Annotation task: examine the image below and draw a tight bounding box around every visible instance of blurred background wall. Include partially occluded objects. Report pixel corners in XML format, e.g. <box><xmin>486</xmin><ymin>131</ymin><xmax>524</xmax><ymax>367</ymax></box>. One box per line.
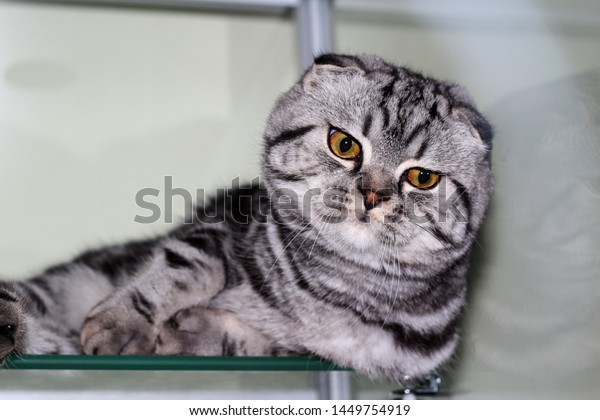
<box><xmin>1</xmin><ymin>0</ymin><xmax>599</xmax><ymax>398</ymax></box>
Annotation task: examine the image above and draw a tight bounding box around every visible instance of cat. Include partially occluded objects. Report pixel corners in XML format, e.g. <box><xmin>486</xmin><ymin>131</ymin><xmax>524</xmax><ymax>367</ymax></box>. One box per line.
<box><xmin>0</xmin><ymin>54</ymin><xmax>493</xmax><ymax>383</ymax></box>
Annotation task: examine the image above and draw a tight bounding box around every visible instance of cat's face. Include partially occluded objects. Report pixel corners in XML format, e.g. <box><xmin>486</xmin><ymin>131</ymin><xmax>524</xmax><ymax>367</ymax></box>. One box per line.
<box><xmin>263</xmin><ymin>54</ymin><xmax>492</xmax><ymax>263</ymax></box>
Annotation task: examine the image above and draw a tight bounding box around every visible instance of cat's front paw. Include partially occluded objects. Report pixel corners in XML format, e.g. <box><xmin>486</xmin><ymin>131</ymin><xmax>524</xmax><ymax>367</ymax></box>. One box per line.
<box><xmin>155</xmin><ymin>306</ymin><xmax>274</xmax><ymax>356</ymax></box>
<box><xmin>80</xmin><ymin>292</ymin><xmax>158</xmax><ymax>355</ymax></box>
<box><xmin>0</xmin><ymin>286</ymin><xmax>25</xmax><ymax>366</ymax></box>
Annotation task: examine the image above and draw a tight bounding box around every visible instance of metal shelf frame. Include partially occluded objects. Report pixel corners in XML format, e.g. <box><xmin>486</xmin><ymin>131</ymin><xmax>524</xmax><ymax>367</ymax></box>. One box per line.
<box><xmin>8</xmin><ymin>0</ymin><xmax>333</xmax><ymax>71</ymax></box>
<box><xmin>5</xmin><ymin>354</ymin><xmax>348</xmax><ymax>371</ymax></box>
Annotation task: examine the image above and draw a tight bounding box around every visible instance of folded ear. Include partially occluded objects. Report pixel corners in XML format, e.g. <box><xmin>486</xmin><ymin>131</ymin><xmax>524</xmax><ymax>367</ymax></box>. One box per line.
<box><xmin>302</xmin><ymin>54</ymin><xmax>366</xmax><ymax>90</ymax></box>
<box><xmin>448</xmin><ymin>85</ymin><xmax>494</xmax><ymax>145</ymax></box>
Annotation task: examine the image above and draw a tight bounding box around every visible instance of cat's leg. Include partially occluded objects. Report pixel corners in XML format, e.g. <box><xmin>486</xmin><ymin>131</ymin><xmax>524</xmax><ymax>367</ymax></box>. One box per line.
<box><xmin>80</xmin><ymin>232</ymin><xmax>227</xmax><ymax>355</ymax></box>
<box><xmin>155</xmin><ymin>306</ymin><xmax>277</xmax><ymax>357</ymax></box>
<box><xmin>0</xmin><ymin>238</ymin><xmax>158</xmax><ymax>359</ymax></box>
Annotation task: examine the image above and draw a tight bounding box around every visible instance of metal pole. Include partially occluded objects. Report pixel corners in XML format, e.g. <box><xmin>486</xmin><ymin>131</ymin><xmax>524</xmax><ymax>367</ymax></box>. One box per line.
<box><xmin>296</xmin><ymin>1</ymin><xmax>349</xmax><ymax>400</ymax></box>
<box><xmin>11</xmin><ymin>0</ymin><xmax>333</xmax><ymax>71</ymax></box>
<box><xmin>317</xmin><ymin>372</ymin><xmax>331</xmax><ymax>400</ymax></box>
<box><xmin>316</xmin><ymin>371</ymin><xmax>353</xmax><ymax>400</ymax></box>
<box><xmin>296</xmin><ymin>0</ymin><xmax>333</xmax><ymax>71</ymax></box>
<box><xmin>4</xmin><ymin>0</ymin><xmax>298</xmax><ymax>14</ymax></box>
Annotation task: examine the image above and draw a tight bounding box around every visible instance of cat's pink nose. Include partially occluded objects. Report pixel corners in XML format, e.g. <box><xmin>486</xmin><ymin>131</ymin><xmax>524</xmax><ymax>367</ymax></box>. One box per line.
<box><xmin>359</xmin><ymin>187</ymin><xmax>391</xmax><ymax>211</ymax></box>
<box><xmin>365</xmin><ymin>191</ymin><xmax>382</xmax><ymax>210</ymax></box>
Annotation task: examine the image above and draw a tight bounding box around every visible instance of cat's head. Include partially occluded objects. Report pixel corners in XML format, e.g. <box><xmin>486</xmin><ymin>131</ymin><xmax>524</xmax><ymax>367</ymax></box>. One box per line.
<box><xmin>262</xmin><ymin>54</ymin><xmax>492</xmax><ymax>263</ymax></box>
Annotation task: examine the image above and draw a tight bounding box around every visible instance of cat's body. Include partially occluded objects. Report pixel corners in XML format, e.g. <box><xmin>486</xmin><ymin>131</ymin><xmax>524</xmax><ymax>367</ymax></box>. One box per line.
<box><xmin>0</xmin><ymin>54</ymin><xmax>492</xmax><ymax>383</ymax></box>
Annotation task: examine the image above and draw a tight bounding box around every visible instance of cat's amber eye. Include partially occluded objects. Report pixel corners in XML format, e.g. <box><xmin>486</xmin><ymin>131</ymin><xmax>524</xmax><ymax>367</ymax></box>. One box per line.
<box><xmin>328</xmin><ymin>129</ymin><xmax>361</xmax><ymax>160</ymax></box>
<box><xmin>406</xmin><ymin>168</ymin><xmax>441</xmax><ymax>189</ymax></box>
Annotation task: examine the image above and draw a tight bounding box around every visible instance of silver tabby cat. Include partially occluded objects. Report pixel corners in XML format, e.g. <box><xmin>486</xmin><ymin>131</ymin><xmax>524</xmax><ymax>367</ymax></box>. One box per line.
<box><xmin>0</xmin><ymin>54</ymin><xmax>493</xmax><ymax>382</ymax></box>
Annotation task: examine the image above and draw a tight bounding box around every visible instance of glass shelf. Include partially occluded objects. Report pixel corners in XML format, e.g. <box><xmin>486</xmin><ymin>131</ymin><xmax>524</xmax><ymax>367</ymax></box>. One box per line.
<box><xmin>5</xmin><ymin>355</ymin><xmax>349</xmax><ymax>372</ymax></box>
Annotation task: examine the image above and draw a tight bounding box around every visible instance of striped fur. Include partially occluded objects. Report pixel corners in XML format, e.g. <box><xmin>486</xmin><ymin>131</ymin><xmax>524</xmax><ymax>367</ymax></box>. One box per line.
<box><xmin>0</xmin><ymin>54</ymin><xmax>492</xmax><ymax>382</ymax></box>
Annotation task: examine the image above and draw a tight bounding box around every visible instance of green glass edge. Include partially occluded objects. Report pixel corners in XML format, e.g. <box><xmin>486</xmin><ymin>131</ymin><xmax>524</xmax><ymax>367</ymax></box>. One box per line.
<box><xmin>5</xmin><ymin>355</ymin><xmax>350</xmax><ymax>371</ymax></box>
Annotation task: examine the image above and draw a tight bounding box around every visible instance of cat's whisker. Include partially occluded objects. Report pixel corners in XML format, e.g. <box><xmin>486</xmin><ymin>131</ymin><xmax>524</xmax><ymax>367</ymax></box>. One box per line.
<box><xmin>261</xmin><ymin>219</ymin><xmax>313</xmax><ymax>291</ymax></box>
<box><xmin>307</xmin><ymin>214</ymin><xmax>327</xmax><ymax>260</ymax></box>
<box><xmin>356</xmin><ymin>237</ymin><xmax>394</xmax><ymax>327</ymax></box>
<box><xmin>408</xmin><ymin>220</ymin><xmax>448</xmax><ymax>249</ymax></box>
<box><xmin>471</xmin><ymin>236</ymin><xmax>486</xmax><ymax>255</ymax></box>
<box><xmin>346</xmin><ymin>236</ymin><xmax>393</xmax><ymax>329</ymax></box>
<box><xmin>289</xmin><ymin>224</ymin><xmax>317</xmax><ymax>263</ymax></box>
<box><xmin>382</xmin><ymin>245</ymin><xmax>403</xmax><ymax>327</ymax></box>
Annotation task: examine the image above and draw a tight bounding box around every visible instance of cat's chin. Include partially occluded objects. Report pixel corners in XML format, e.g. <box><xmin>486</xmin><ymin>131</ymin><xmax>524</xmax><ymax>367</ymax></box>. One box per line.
<box><xmin>335</xmin><ymin>218</ymin><xmax>380</xmax><ymax>251</ymax></box>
